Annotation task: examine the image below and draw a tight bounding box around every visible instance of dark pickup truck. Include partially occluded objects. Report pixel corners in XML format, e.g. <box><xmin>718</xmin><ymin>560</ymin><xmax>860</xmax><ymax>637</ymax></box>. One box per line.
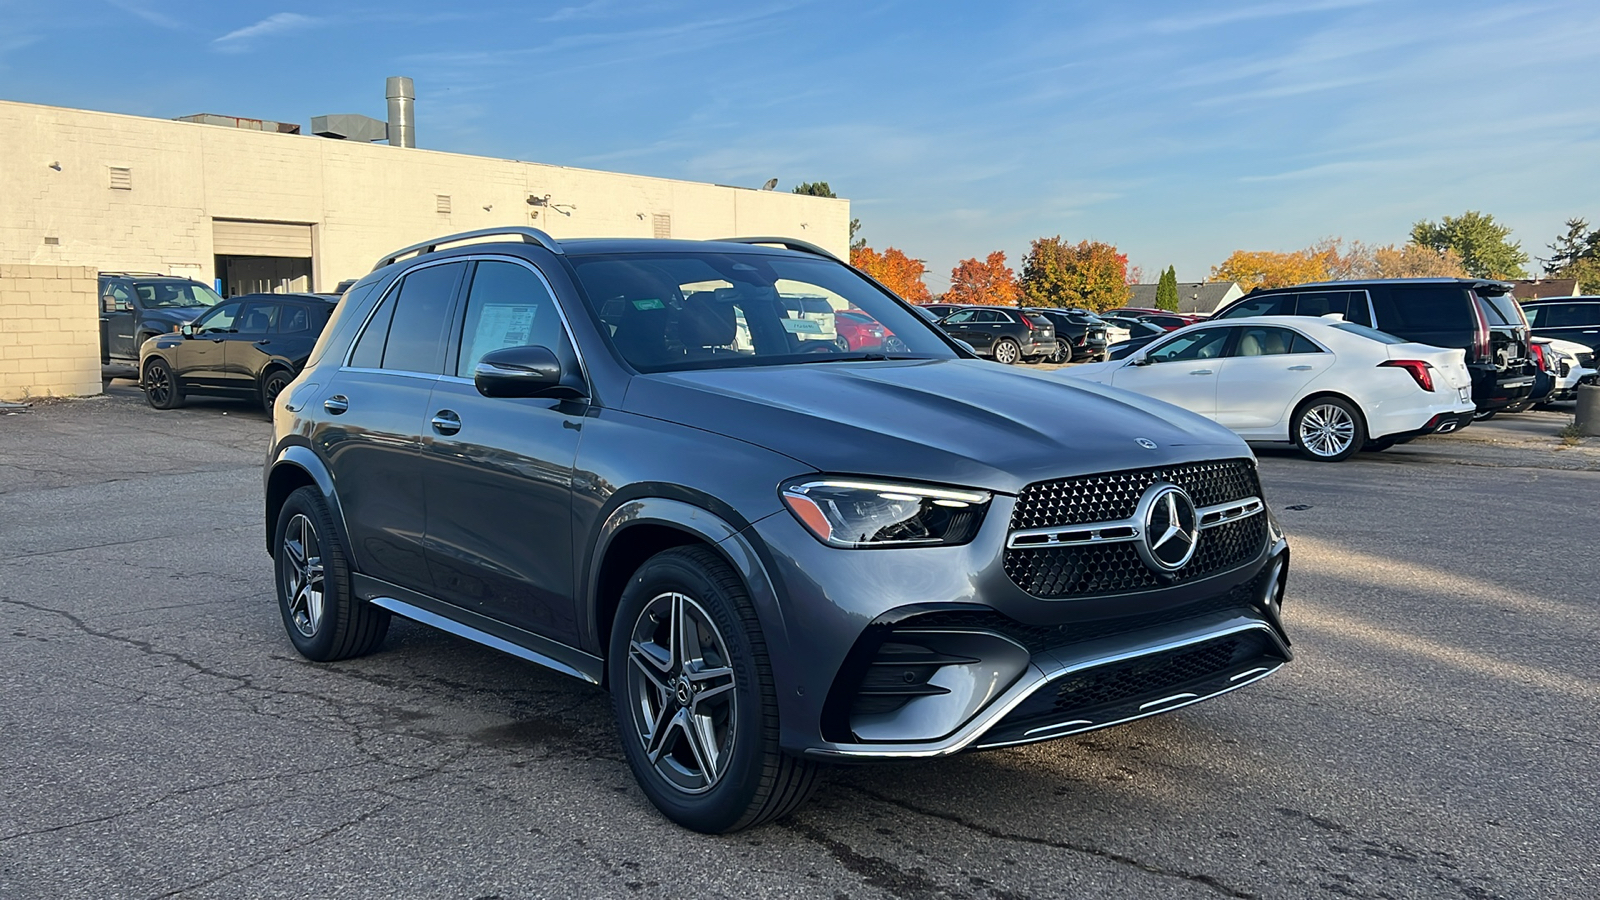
<box><xmin>99</xmin><ymin>272</ymin><xmax>223</xmax><ymax>375</ymax></box>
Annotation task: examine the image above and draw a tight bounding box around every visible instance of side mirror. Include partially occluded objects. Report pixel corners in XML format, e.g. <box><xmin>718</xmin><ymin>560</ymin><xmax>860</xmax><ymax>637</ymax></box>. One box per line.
<box><xmin>180</xmin><ymin>324</ymin><xmax>195</xmax><ymax>337</ymax></box>
<box><xmin>101</xmin><ymin>295</ymin><xmax>117</xmax><ymax>314</ymax></box>
<box><xmin>954</xmin><ymin>339</ymin><xmax>977</xmax><ymax>355</ymax></box>
<box><xmin>474</xmin><ymin>345</ymin><xmax>586</xmax><ymax>399</ymax></box>
<box><xmin>1129</xmin><ymin>354</ymin><xmax>1152</xmax><ymax>366</ymax></box>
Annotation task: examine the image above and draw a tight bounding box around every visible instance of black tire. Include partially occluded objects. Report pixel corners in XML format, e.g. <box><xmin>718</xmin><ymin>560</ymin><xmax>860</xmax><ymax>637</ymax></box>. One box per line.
<box><xmin>1050</xmin><ymin>342</ymin><xmax>1073</xmax><ymax>364</ymax></box>
<box><xmin>273</xmin><ymin>486</ymin><xmax>389</xmax><ymax>662</ymax></box>
<box><xmin>142</xmin><ymin>358</ymin><xmax>184</xmax><ymax>410</ymax></box>
<box><xmin>992</xmin><ymin>339</ymin><xmax>1021</xmax><ymax>365</ymax></box>
<box><xmin>609</xmin><ymin>545</ymin><xmax>821</xmax><ymax>833</ymax></box>
<box><xmin>1364</xmin><ymin>438</ymin><xmax>1397</xmax><ymax>452</ymax></box>
<box><xmin>261</xmin><ymin>368</ymin><xmax>293</xmax><ymax>414</ymax></box>
<box><xmin>1473</xmin><ymin>409</ymin><xmax>1497</xmax><ymax>421</ymax></box>
<box><xmin>1291</xmin><ymin>396</ymin><xmax>1366</xmax><ymax>462</ymax></box>
<box><xmin>1502</xmin><ymin>399</ymin><xmax>1533</xmax><ymax>414</ymax></box>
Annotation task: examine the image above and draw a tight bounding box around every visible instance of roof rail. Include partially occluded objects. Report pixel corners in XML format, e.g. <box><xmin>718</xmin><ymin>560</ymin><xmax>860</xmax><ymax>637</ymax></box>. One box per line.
<box><xmin>98</xmin><ymin>271</ymin><xmax>171</xmax><ymax>278</ymax></box>
<box><xmin>712</xmin><ymin>236</ymin><xmax>843</xmax><ymax>263</ymax></box>
<box><xmin>372</xmin><ymin>227</ymin><xmax>564</xmax><ymax>271</ymax></box>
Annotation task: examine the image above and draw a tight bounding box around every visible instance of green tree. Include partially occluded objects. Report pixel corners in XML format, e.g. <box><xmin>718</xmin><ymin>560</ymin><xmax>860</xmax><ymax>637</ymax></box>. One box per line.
<box><xmin>1410</xmin><ymin>211</ymin><xmax>1528</xmax><ymax>279</ymax></box>
<box><xmin>1019</xmin><ymin>237</ymin><xmax>1132</xmax><ymax>312</ymax></box>
<box><xmin>791</xmin><ymin>181</ymin><xmax>835</xmax><ymax>197</ymax></box>
<box><xmin>1155</xmin><ymin>266</ymin><xmax>1179</xmax><ymax>311</ymax></box>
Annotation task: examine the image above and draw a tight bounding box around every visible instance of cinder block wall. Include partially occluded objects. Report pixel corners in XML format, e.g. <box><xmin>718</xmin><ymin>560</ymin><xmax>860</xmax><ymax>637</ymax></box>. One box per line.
<box><xmin>0</xmin><ymin>265</ymin><xmax>101</xmax><ymax>401</ymax></box>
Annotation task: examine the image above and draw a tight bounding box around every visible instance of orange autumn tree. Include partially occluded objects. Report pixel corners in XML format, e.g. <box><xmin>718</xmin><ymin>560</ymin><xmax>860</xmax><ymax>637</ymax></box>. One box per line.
<box><xmin>946</xmin><ymin>251</ymin><xmax>1021</xmax><ymax>306</ymax></box>
<box><xmin>851</xmin><ymin>245</ymin><xmax>932</xmax><ymax>302</ymax></box>
<box><xmin>1209</xmin><ymin>249</ymin><xmax>1332</xmax><ymax>292</ymax></box>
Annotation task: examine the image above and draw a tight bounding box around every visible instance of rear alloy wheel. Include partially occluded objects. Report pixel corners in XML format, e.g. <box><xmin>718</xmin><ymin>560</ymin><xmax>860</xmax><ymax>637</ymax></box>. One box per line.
<box><xmin>610</xmin><ymin>546</ymin><xmax>820</xmax><ymax>833</ymax></box>
<box><xmin>142</xmin><ymin>358</ymin><xmax>184</xmax><ymax>410</ymax></box>
<box><xmin>992</xmin><ymin>339</ymin><xmax>1021</xmax><ymax>365</ymax></box>
<box><xmin>273</xmin><ymin>486</ymin><xmax>389</xmax><ymax>661</ymax></box>
<box><xmin>1292</xmin><ymin>397</ymin><xmax>1365</xmax><ymax>462</ymax></box>
<box><xmin>1050</xmin><ymin>343</ymin><xmax>1073</xmax><ymax>364</ymax></box>
<box><xmin>261</xmin><ymin>369</ymin><xmax>292</xmax><ymax>414</ymax></box>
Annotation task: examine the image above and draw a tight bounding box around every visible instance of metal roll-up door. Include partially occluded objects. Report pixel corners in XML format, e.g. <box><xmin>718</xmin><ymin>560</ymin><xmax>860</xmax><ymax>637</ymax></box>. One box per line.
<box><xmin>212</xmin><ymin>220</ymin><xmax>313</xmax><ymax>256</ymax></box>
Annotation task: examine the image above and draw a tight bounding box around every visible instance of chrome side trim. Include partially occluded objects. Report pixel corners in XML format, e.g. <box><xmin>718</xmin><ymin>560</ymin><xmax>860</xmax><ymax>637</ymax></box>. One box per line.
<box><xmin>803</xmin><ymin>618</ymin><xmax>1286</xmax><ymax>760</ymax></box>
<box><xmin>1005</xmin><ymin>496</ymin><xmax>1262</xmax><ymax>549</ymax></box>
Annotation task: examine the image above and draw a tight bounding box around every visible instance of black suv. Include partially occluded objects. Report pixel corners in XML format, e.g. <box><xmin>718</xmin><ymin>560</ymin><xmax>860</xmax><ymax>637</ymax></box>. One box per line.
<box><xmin>99</xmin><ymin>272</ymin><xmax>223</xmax><ymax>374</ymax></box>
<box><xmin>1521</xmin><ymin>296</ymin><xmax>1600</xmax><ymax>357</ymax></box>
<box><xmin>935</xmin><ymin>306</ymin><xmax>1058</xmax><ymax>363</ymax></box>
<box><xmin>264</xmin><ymin>228</ymin><xmax>1292</xmax><ymax>833</ymax></box>
<box><xmin>139</xmin><ymin>293</ymin><xmax>337</xmax><ymax>412</ymax></box>
<box><xmin>1025</xmin><ymin>307</ymin><xmax>1109</xmax><ymax>363</ymax></box>
<box><xmin>1213</xmin><ymin>278</ymin><xmax>1536</xmax><ymax>413</ymax></box>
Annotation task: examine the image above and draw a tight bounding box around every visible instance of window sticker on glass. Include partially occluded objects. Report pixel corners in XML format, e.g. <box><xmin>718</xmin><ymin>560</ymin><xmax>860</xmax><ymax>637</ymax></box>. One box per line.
<box><xmin>472</xmin><ymin>304</ymin><xmax>538</xmax><ymax>357</ymax></box>
<box><xmin>632</xmin><ymin>298</ymin><xmax>665</xmax><ymax>311</ymax></box>
<box><xmin>781</xmin><ymin>318</ymin><xmax>824</xmax><ymax>334</ymax></box>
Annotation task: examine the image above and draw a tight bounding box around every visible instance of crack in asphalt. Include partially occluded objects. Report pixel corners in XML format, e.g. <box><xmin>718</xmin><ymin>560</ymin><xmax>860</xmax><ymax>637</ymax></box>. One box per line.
<box><xmin>0</xmin><ymin>524</ymin><xmax>259</xmax><ymax>563</ymax></box>
<box><xmin>840</xmin><ymin>785</ymin><xmax>1261</xmax><ymax>900</ymax></box>
<box><xmin>782</xmin><ymin>821</ymin><xmax>968</xmax><ymax>900</ymax></box>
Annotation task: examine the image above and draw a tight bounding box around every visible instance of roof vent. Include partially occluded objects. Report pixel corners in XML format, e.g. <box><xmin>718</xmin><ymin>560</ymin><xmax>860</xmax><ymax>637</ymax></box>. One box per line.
<box><xmin>436</xmin><ymin>194</ymin><xmax>452</xmax><ymax>215</ymax></box>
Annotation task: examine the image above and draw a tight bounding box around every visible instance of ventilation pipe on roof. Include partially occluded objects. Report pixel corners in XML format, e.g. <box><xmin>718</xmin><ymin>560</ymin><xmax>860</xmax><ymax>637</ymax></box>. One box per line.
<box><xmin>386</xmin><ymin>76</ymin><xmax>415</xmax><ymax>148</ymax></box>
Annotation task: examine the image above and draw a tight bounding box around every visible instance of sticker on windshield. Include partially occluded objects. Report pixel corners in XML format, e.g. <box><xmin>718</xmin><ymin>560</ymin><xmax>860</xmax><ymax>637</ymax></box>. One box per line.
<box><xmin>781</xmin><ymin>318</ymin><xmax>824</xmax><ymax>334</ymax></box>
<box><xmin>631</xmin><ymin>298</ymin><xmax>665</xmax><ymax>310</ymax></box>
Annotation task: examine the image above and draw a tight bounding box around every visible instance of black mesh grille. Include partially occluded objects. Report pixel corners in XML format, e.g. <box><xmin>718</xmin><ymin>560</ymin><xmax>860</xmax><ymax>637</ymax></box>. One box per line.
<box><xmin>1004</xmin><ymin>459</ymin><xmax>1264</xmax><ymax>598</ymax></box>
<box><xmin>984</xmin><ymin>629</ymin><xmax>1284</xmax><ymax>741</ymax></box>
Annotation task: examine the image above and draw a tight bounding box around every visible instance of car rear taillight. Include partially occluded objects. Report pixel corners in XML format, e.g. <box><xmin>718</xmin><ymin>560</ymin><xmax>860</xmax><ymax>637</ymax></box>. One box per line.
<box><xmin>1379</xmin><ymin>359</ymin><xmax>1435</xmax><ymax>392</ymax></box>
<box><xmin>1530</xmin><ymin>342</ymin><xmax>1548</xmax><ymax>372</ymax></box>
<box><xmin>1020</xmin><ymin>315</ymin><xmax>1035</xmax><ymax>330</ymax></box>
<box><xmin>1468</xmin><ymin>296</ymin><xmax>1491</xmax><ymax>363</ymax></box>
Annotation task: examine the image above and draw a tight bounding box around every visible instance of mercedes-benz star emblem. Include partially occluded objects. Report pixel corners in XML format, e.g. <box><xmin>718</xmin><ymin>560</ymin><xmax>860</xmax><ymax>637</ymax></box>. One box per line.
<box><xmin>1135</xmin><ymin>482</ymin><xmax>1199</xmax><ymax>572</ymax></box>
<box><xmin>1136</xmin><ymin>438</ymin><xmax>1158</xmax><ymax>450</ymax></box>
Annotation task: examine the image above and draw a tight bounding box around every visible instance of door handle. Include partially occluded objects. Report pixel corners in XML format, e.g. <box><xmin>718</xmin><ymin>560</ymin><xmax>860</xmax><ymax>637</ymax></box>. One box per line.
<box><xmin>1189</xmin><ymin>369</ymin><xmax>1214</xmax><ymax>375</ymax></box>
<box><xmin>254</xmin><ymin>340</ymin><xmax>271</xmax><ymax>346</ymax></box>
<box><xmin>1287</xmin><ymin>365</ymin><xmax>1313</xmax><ymax>371</ymax></box>
<box><xmin>431</xmin><ymin>410</ymin><xmax>462</xmax><ymax>436</ymax></box>
<box><xmin>323</xmin><ymin>395</ymin><xmax>348</xmax><ymax>414</ymax></box>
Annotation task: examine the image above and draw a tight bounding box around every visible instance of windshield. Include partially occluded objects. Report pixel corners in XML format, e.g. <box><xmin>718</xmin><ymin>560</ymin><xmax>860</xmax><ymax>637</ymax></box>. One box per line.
<box><xmin>137</xmin><ymin>281</ymin><xmax>222</xmax><ymax>309</ymax></box>
<box><xmin>568</xmin><ymin>252</ymin><xmax>958</xmax><ymax>372</ymax></box>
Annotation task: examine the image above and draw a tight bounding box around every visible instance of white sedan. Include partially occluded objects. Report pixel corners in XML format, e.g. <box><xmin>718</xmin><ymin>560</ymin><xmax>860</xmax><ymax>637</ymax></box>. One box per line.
<box><xmin>1061</xmin><ymin>315</ymin><xmax>1477</xmax><ymax>461</ymax></box>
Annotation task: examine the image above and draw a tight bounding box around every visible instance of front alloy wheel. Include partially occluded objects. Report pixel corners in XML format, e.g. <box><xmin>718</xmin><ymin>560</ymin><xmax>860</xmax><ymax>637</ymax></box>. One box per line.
<box><xmin>1293</xmin><ymin>397</ymin><xmax>1364</xmax><ymax>462</ymax></box>
<box><xmin>143</xmin><ymin>359</ymin><xmax>183</xmax><ymax>409</ymax></box>
<box><xmin>626</xmin><ymin>592</ymin><xmax>739</xmax><ymax>794</ymax></box>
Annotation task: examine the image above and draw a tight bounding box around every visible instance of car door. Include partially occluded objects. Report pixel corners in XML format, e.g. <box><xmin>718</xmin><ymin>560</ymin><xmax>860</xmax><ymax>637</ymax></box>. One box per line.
<box><xmin>177</xmin><ymin>301</ymin><xmax>240</xmax><ymax>387</ymax></box>
<box><xmin>102</xmin><ymin>281</ymin><xmax>138</xmax><ymax>360</ymax></box>
<box><xmin>419</xmin><ymin>258</ymin><xmax>585</xmax><ymax>644</ymax></box>
<box><xmin>940</xmin><ymin>309</ymin><xmax>979</xmax><ymax>347</ymax></box>
<box><xmin>1533</xmin><ymin>302</ymin><xmax>1600</xmax><ymax>352</ymax></box>
<box><xmin>1214</xmin><ymin>325</ymin><xmax>1333</xmax><ymax>435</ymax></box>
<box><xmin>316</xmin><ymin>260</ymin><xmax>466</xmax><ymax>595</ymax></box>
<box><xmin>1109</xmin><ymin>326</ymin><xmax>1234</xmax><ymax>419</ymax></box>
<box><xmin>223</xmin><ymin>299</ymin><xmax>280</xmax><ymax>387</ymax></box>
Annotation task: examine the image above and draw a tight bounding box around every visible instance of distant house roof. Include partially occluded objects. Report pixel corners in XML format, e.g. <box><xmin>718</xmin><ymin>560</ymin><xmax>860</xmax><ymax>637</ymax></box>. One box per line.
<box><xmin>1509</xmin><ymin>278</ymin><xmax>1578</xmax><ymax>300</ymax></box>
<box><xmin>1127</xmin><ymin>281</ymin><xmax>1244</xmax><ymax>315</ymax></box>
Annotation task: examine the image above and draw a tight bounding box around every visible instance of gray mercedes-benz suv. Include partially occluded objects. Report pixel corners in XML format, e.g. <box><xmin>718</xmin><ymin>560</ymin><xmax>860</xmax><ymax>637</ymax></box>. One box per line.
<box><xmin>264</xmin><ymin>228</ymin><xmax>1292</xmax><ymax>833</ymax></box>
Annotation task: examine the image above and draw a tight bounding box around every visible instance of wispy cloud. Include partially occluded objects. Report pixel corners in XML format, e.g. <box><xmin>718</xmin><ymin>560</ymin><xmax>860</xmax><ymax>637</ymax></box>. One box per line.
<box><xmin>1151</xmin><ymin>0</ymin><xmax>1378</xmax><ymax>34</ymax></box>
<box><xmin>213</xmin><ymin>12</ymin><xmax>319</xmax><ymax>51</ymax></box>
<box><xmin>105</xmin><ymin>0</ymin><xmax>185</xmax><ymax>30</ymax></box>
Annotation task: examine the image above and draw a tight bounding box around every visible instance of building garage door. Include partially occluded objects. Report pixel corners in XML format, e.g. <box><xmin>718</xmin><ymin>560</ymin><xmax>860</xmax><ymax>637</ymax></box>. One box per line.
<box><xmin>212</xmin><ymin>220</ymin><xmax>313</xmax><ymax>256</ymax></box>
<box><xmin>212</xmin><ymin>219</ymin><xmax>314</xmax><ymax>296</ymax></box>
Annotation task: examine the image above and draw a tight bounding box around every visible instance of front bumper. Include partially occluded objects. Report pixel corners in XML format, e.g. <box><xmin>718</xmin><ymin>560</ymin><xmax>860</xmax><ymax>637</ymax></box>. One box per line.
<box><xmin>749</xmin><ymin>478</ymin><xmax>1290</xmax><ymax>760</ymax></box>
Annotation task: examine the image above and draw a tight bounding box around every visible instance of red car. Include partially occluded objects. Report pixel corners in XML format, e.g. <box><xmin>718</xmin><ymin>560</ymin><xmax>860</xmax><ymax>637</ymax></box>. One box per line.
<box><xmin>1102</xmin><ymin>307</ymin><xmax>1207</xmax><ymax>331</ymax></box>
<box><xmin>836</xmin><ymin>309</ymin><xmax>887</xmax><ymax>350</ymax></box>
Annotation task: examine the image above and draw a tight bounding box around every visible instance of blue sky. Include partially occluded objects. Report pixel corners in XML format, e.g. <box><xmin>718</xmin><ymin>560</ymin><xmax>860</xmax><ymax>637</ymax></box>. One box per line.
<box><xmin>3</xmin><ymin>0</ymin><xmax>1598</xmax><ymax>289</ymax></box>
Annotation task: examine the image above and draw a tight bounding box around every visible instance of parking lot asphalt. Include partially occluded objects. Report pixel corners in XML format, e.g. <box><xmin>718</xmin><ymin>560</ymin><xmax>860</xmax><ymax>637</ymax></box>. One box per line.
<box><xmin>2</xmin><ymin>383</ymin><xmax>1597</xmax><ymax>900</ymax></box>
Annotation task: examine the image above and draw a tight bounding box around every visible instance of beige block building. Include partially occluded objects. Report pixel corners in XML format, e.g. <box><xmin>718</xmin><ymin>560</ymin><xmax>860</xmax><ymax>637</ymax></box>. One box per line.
<box><xmin>0</xmin><ymin>98</ymin><xmax>848</xmax><ymax>398</ymax></box>
<box><xmin>0</xmin><ymin>265</ymin><xmax>100</xmax><ymax>400</ymax></box>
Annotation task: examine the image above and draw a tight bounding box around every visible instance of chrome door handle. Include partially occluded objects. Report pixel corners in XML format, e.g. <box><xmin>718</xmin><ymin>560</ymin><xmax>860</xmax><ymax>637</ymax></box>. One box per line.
<box><xmin>323</xmin><ymin>395</ymin><xmax>348</xmax><ymax>414</ymax></box>
<box><xmin>431</xmin><ymin>410</ymin><xmax>462</xmax><ymax>436</ymax></box>
<box><xmin>1287</xmin><ymin>365</ymin><xmax>1313</xmax><ymax>370</ymax></box>
<box><xmin>1189</xmin><ymin>369</ymin><xmax>1213</xmax><ymax>375</ymax></box>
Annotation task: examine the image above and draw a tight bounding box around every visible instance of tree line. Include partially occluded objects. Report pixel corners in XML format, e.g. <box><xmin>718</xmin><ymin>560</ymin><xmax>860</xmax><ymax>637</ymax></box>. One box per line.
<box><xmin>794</xmin><ymin>179</ymin><xmax>1600</xmax><ymax>308</ymax></box>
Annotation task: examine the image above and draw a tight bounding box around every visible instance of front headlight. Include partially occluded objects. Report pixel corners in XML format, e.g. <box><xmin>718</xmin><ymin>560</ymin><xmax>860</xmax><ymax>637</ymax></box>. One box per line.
<box><xmin>779</xmin><ymin>478</ymin><xmax>992</xmax><ymax>548</ymax></box>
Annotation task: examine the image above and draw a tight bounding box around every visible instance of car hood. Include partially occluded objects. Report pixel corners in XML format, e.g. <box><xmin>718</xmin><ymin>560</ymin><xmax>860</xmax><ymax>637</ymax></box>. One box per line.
<box><xmin>621</xmin><ymin>359</ymin><xmax>1249</xmax><ymax>494</ymax></box>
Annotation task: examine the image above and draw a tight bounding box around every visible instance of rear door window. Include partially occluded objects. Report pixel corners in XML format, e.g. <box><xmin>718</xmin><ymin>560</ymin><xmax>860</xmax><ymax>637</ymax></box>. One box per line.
<box><xmin>236</xmin><ymin>301</ymin><xmax>279</xmax><ymax>335</ymax></box>
<box><xmin>1217</xmin><ymin>294</ymin><xmax>1292</xmax><ymax>318</ymax></box>
<box><xmin>1539</xmin><ymin>303</ymin><xmax>1600</xmax><ymax>327</ymax></box>
<box><xmin>380</xmin><ymin>263</ymin><xmax>466</xmax><ymax>373</ymax></box>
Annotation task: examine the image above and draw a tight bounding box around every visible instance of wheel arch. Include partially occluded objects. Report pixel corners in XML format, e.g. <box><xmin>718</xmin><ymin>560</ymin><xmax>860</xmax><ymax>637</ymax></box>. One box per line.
<box><xmin>586</xmin><ymin>497</ymin><xmax>786</xmax><ymax>688</ymax></box>
<box><xmin>264</xmin><ymin>446</ymin><xmax>352</xmax><ymax>559</ymax></box>
<box><xmin>1290</xmin><ymin>390</ymin><xmax>1369</xmax><ymax>449</ymax></box>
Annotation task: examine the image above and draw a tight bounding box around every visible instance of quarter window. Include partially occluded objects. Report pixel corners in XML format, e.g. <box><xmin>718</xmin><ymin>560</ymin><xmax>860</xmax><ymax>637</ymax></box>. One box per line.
<box><xmin>456</xmin><ymin>261</ymin><xmax>576</xmax><ymax>379</ymax></box>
